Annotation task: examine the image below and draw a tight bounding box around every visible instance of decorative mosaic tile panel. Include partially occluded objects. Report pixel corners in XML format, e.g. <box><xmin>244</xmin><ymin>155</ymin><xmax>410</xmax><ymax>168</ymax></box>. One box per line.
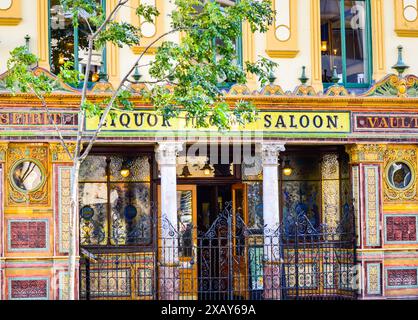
<box><xmin>58</xmin><ymin>166</ymin><xmax>72</xmax><ymax>253</ymax></box>
<box><xmin>284</xmin><ymin>264</ymin><xmax>318</xmax><ymax>289</ymax></box>
<box><xmin>385</xmin><ymin>215</ymin><xmax>418</xmax><ymax>243</ymax></box>
<box><xmin>8</xmin><ymin>219</ymin><xmax>48</xmax><ymax>251</ymax></box>
<box><xmin>364</xmin><ymin>166</ymin><xmax>381</xmax><ymax>247</ymax></box>
<box><xmin>8</xmin><ymin>278</ymin><xmax>49</xmax><ymax>300</ymax></box>
<box><xmin>366</xmin><ymin>262</ymin><xmax>382</xmax><ymax>296</ymax></box>
<box><xmin>352</xmin><ymin>166</ymin><xmax>361</xmax><ymax>246</ymax></box>
<box><xmin>386</xmin><ymin>268</ymin><xmax>418</xmax><ymax>289</ymax></box>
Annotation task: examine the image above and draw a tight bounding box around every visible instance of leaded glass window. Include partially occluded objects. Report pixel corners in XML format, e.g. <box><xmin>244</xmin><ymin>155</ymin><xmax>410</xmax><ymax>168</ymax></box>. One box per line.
<box><xmin>79</xmin><ymin>154</ymin><xmax>153</xmax><ymax>246</ymax></box>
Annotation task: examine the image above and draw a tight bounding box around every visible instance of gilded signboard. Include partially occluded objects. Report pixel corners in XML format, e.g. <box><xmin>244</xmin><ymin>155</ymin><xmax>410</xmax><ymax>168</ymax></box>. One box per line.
<box><xmin>86</xmin><ymin>110</ymin><xmax>351</xmax><ymax>135</ymax></box>
<box><xmin>354</xmin><ymin>113</ymin><xmax>418</xmax><ymax>132</ymax></box>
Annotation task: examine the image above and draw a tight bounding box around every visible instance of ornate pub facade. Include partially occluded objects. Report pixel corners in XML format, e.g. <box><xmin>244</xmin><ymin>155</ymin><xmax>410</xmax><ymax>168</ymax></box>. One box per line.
<box><xmin>1</xmin><ymin>0</ymin><xmax>418</xmax><ymax>300</ymax></box>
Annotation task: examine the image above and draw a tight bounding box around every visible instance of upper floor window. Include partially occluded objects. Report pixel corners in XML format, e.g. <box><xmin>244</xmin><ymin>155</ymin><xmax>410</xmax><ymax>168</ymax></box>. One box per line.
<box><xmin>49</xmin><ymin>0</ymin><xmax>106</xmax><ymax>84</ymax></box>
<box><xmin>194</xmin><ymin>0</ymin><xmax>243</xmax><ymax>88</ymax></box>
<box><xmin>320</xmin><ymin>0</ymin><xmax>372</xmax><ymax>88</ymax></box>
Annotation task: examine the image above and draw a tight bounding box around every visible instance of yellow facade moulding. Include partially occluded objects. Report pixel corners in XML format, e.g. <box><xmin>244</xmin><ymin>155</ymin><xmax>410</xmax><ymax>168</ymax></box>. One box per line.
<box><xmin>310</xmin><ymin>0</ymin><xmax>322</xmax><ymax>92</ymax></box>
<box><xmin>265</xmin><ymin>0</ymin><xmax>299</xmax><ymax>59</ymax></box>
<box><xmin>106</xmin><ymin>0</ymin><xmax>121</xmax><ymax>85</ymax></box>
<box><xmin>242</xmin><ymin>21</ymin><xmax>257</xmax><ymax>90</ymax></box>
<box><xmin>131</xmin><ymin>0</ymin><xmax>165</xmax><ymax>55</ymax></box>
<box><xmin>371</xmin><ymin>0</ymin><xmax>387</xmax><ymax>81</ymax></box>
<box><xmin>0</xmin><ymin>0</ymin><xmax>22</xmax><ymax>26</ymax></box>
<box><xmin>394</xmin><ymin>0</ymin><xmax>418</xmax><ymax>37</ymax></box>
<box><xmin>37</xmin><ymin>0</ymin><xmax>49</xmax><ymax>70</ymax></box>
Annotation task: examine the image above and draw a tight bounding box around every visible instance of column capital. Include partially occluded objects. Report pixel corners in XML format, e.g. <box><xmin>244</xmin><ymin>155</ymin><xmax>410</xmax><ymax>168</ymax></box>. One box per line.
<box><xmin>155</xmin><ymin>142</ymin><xmax>184</xmax><ymax>166</ymax></box>
<box><xmin>260</xmin><ymin>142</ymin><xmax>286</xmax><ymax>166</ymax></box>
<box><xmin>0</xmin><ymin>142</ymin><xmax>8</xmax><ymax>162</ymax></box>
<box><xmin>345</xmin><ymin>144</ymin><xmax>387</xmax><ymax>164</ymax></box>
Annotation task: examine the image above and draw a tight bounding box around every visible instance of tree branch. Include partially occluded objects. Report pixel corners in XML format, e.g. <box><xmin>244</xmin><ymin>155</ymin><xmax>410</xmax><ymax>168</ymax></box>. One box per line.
<box><xmin>79</xmin><ymin>28</ymin><xmax>180</xmax><ymax>161</ymax></box>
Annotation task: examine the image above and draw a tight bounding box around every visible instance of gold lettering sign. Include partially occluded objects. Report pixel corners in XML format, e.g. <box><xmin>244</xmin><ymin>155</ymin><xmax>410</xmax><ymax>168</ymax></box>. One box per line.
<box><xmin>86</xmin><ymin>110</ymin><xmax>351</xmax><ymax>134</ymax></box>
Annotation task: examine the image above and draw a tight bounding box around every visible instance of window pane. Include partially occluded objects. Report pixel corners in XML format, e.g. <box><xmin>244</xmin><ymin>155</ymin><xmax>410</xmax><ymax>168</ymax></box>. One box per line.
<box><xmin>109</xmin><ymin>155</ymin><xmax>151</xmax><ymax>182</ymax></box>
<box><xmin>177</xmin><ymin>190</ymin><xmax>193</xmax><ymax>257</ymax></box>
<box><xmin>109</xmin><ymin>183</ymin><xmax>152</xmax><ymax>245</ymax></box>
<box><xmin>79</xmin><ymin>183</ymin><xmax>108</xmax><ymax>245</ymax></box>
<box><xmin>50</xmin><ymin>0</ymin><xmax>74</xmax><ymax>75</ymax></box>
<box><xmin>320</xmin><ymin>0</ymin><xmax>343</xmax><ymax>83</ymax></box>
<box><xmin>344</xmin><ymin>0</ymin><xmax>368</xmax><ymax>84</ymax></box>
<box><xmin>79</xmin><ymin>155</ymin><xmax>107</xmax><ymax>182</ymax></box>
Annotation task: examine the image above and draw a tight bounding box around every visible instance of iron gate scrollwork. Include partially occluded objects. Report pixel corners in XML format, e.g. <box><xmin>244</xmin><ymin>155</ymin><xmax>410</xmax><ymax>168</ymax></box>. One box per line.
<box><xmin>80</xmin><ymin>201</ymin><xmax>357</xmax><ymax>300</ymax></box>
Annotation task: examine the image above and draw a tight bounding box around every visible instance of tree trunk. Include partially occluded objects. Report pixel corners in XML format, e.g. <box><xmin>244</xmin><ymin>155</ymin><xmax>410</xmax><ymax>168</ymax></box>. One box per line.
<box><xmin>68</xmin><ymin>159</ymin><xmax>81</xmax><ymax>300</ymax></box>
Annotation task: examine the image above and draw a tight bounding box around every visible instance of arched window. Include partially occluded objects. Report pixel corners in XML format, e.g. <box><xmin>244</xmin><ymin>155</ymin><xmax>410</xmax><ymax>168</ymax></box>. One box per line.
<box><xmin>49</xmin><ymin>0</ymin><xmax>106</xmax><ymax>85</ymax></box>
<box><xmin>320</xmin><ymin>0</ymin><xmax>372</xmax><ymax>88</ymax></box>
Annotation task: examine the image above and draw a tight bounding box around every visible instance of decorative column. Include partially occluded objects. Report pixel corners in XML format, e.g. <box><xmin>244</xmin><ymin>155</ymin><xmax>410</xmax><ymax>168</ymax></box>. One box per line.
<box><xmin>0</xmin><ymin>143</ymin><xmax>7</xmax><ymax>301</ymax></box>
<box><xmin>346</xmin><ymin>144</ymin><xmax>386</xmax><ymax>299</ymax></box>
<box><xmin>155</xmin><ymin>142</ymin><xmax>183</xmax><ymax>300</ymax></box>
<box><xmin>261</xmin><ymin>142</ymin><xmax>285</xmax><ymax>300</ymax></box>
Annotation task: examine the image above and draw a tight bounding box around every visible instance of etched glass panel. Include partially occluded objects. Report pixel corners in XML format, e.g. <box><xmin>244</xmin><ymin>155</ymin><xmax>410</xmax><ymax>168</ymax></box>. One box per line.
<box><xmin>109</xmin><ymin>155</ymin><xmax>151</xmax><ymax>182</ymax></box>
<box><xmin>79</xmin><ymin>155</ymin><xmax>107</xmax><ymax>182</ymax></box>
<box><xmin>79</xmin><ymin>183</ymin><xmax>108</xmax><ymax>245</ymax></box>
<box><xmin>109</xmin><ymin>183</ymin><xmax>152</xmax><ymax>245</ymax></box>
<box><xmin>177</xmin><ymin>190</ymin><xmax>193</xmax><ymax>257</ymax></box>
<box><xmin>247</xmin><ymin>182</ymin><xmax>263</xmax><ymax>230</ymax></box>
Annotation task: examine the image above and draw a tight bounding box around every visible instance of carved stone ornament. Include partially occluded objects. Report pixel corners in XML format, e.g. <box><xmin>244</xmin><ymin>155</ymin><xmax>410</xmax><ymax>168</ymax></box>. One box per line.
<box><xmin>49</xmin><ymin>143</ymin><xmax>76</xmax><ymax>163</ymax></box>
<box><xmin>260</xmin><ymin>143</ymin><xmax>286</xmax><ymax>166</ymax></box>
<box><xmin>0</xmin><ymin>143</ymin><xmax>8</xmax><ymax>161</ymax></box>
<box><xmin>383</xmin><ymin>147</ymin><xmax>417</xmax><ymax>202</ymax></box>
<box><xmin>155</xmin><ymin>142</ymin><xmax>184</xmax><ymax>166</ymax></box>
<box><xmin>345</xmin><ymin>144</ymin><xmax>387</xmax><ymax>164</ymax></box>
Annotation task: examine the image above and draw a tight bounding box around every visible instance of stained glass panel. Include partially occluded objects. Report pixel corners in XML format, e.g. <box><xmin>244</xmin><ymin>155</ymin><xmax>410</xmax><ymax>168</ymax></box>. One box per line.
<box><xmin>79</xmin><ymin>183</ymin><xmax>108</xmax><ymax>245</ymax></box>
<box><xmin>79</xmin><ymin>155</ymin><xmax>107</xmax><ymax>182</ymax></box>
<box><xmin>109</xmin><ymin>183</ymin><xmax>152</xmax><ymax>245</ymax></box>
<box><xmin>109</xmin><ymin>155</ymin><xmax>151</xmax><ymax>182</ymax></box>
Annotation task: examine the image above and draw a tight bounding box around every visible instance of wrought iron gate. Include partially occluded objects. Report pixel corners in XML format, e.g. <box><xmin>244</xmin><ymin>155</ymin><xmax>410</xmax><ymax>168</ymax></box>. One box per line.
<box><xmin>80</xmin><ymin>202</ymin><xmax>357</xmax><ymax>300</ymax></box>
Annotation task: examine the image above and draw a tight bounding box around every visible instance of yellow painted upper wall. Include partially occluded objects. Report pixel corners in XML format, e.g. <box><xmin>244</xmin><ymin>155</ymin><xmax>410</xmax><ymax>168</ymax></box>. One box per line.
<box><xmin>1</xmin><ymin>0</ymin><xmax>418</xmax><ymax>91</ymax></box>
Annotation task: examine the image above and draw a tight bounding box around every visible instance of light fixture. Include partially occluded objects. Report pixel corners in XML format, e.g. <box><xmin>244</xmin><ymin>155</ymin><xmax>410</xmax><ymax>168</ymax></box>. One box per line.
<box><xmin>58</xmin><ymin>54</ymin><xmax>65</xmax><ymax>65</ymax></box>
<box><xmin>92</xmin><ymin>72</ymin><xmax>100</xmax><ymax>82</ymax></box>
<box><xmin>181</xmin><ymin>164</ymin><xmax>192</xmax><ymax>178</ymax></box>
<box><xmin>321</xmin><ymin>41</ymin><xmax>328</xmax><ymax>52</ymax></box>
<box><xmin>282</xmin><ymin>160</ymin><xmax>293</xmax><ymax>177</ymax></box>
<box><xmin>333</xmin><ymin>48</ymin><xmax>338</xmax><ymax>55</ymax></box>
<box><xmin>201</xmin><ymin>162</ymin><xmax>213</xmax><ymax>176</ymax></box>
<box><xmin>120</xmin><ymin>160</ymin><xmax>132</xmax><ymax>178</ymax></box>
